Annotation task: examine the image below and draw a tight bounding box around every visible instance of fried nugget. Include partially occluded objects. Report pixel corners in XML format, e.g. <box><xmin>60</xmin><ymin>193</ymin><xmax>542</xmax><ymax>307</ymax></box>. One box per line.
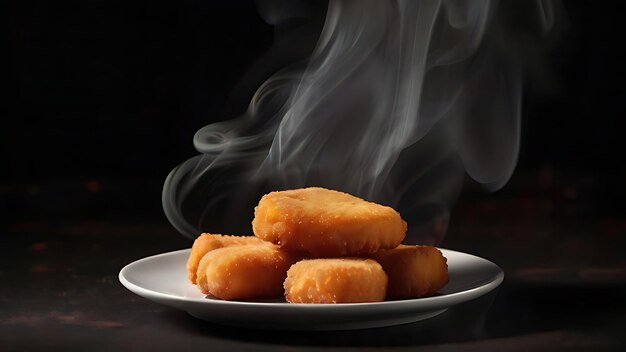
<box><xmin>284</xmin><ymin>258</ymin><xmax>388</xmax><ymax>303</ymax></box>
<box><xmin>186</xmin><ymin>233</ymin><xmax>267</xmax><ymax>283</ymax></box>
<box><xmin>196</xmin><ymin>244</ymin><xmax>300</xmax><ymax>300</ymax></box>
<box><xmin>371</xmin><ymin>245</ymin><xmax>449</xmax><ymax>299</ymax></box>
<box><xmin>252</xmin><ymin>187</ymin><xmax>407</xmax><ymax>257</ymax></box>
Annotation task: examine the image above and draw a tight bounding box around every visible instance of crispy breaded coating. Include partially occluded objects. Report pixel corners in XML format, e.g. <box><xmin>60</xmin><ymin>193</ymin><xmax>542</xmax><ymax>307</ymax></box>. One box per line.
<box><xmin>196</xmin><ymin>244</ymin><xmax>300</xmax><ymax>301</ymax></box>
<box><xmin>186</xmin><ymin>233</ymin><xmax>267</xmax><ymax>283</ymax></box>
<box><xmin>284</xmin><ymin>258</ymin><xmax>388</xmax><ymax>303</ymax></box>
<box><xmin>371</xmin><ymin>245</ymin><xmax>449</xmax><ymax>299</ymax></box>
<box><xmin>252</xmin><ymin>187</ymin><xmax>407</xmax><ymax>257</ymax></box>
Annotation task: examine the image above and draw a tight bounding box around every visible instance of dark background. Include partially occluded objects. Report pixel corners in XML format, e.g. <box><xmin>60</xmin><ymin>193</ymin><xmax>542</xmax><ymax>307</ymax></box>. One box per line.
<box><xmin>2</xmin><ymin>0</ymin><xmax>626</xmax><ymax>350</ymax></box>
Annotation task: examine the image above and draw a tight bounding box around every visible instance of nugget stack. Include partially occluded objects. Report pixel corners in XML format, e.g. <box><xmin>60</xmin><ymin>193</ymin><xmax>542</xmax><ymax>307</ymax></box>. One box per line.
<box><xmin>186</xmin><ymin>187</ymin><xmax>449</xmax><ymax>303</ymax></box>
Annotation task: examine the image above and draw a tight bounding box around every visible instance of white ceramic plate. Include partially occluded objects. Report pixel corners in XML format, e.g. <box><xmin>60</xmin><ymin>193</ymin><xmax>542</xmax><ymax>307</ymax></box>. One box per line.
<box><xmin>119</xmin><ymin>248</ymin><xmax>503</xmax><ymax>330</ymax></box>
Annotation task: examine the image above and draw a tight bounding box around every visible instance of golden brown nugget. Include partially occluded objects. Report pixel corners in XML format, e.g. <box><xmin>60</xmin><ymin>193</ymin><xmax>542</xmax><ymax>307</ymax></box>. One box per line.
<box><xmin>284</xmin><ymin>258</ymin><xmax>388</xmax><ymax>303</ymax></box>
<box><xmin>371</xmin><ymin>245</ymin><xmax>449</xmax><ymax>299</ymax></box>
<box><xmin>186</xmin><ymin>233</ymin><xmax>267</xmax><ymax>283</ymax></box>
<box><xmin>196</xmin><ymin>244</ymin><xmax>300</xmax><ymax>300</ymax></box>
<box><xmin>252</xmin><ymin>187</ymin><xmax>407</xmax><ymax>257</ymax></box>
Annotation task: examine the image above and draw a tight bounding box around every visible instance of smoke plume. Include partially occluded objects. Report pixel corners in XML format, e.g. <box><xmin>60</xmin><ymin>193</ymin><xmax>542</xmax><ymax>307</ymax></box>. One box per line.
<box><xmin>163</xmin><ymin>0</ymin><xmax>562</xmax><ymax>243</ymax></box>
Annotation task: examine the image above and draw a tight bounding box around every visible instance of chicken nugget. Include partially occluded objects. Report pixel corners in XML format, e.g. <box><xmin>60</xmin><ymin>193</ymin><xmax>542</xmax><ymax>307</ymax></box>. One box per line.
<box><xmin>186</xmin><ymin>233</ymin><xmax>267</xmax><ymax>283</ymax></box>
<box><xmin>196</xmin><ymin>244</ymin><xmax>300</xmax><ymax>300</ymax></box>
<box><xmin>284</xmin><ymin>258</ymin><xmax>387</xmax><ymax>303</ymax></box>
<box><xmin>371</xmin><ymin>245</ymin><xmax>448</xmax><ymax>299</ymax></box>
<box><xmin>252</xmin><ymin>187</ymin><xmax>407</xmax><ymax>257</ymax></box>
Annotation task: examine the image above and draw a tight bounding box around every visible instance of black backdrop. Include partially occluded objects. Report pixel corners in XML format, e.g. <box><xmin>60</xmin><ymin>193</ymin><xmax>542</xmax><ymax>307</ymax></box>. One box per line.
<box><xmin>4</xmin><ymin>0</ymin><xmax>626</xmax><ymax>222</ymax></box>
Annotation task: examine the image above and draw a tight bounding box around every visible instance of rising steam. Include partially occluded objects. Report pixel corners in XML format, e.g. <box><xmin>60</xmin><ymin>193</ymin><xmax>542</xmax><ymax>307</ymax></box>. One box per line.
<box><xmin>163</xmin><ymin>0</ymin><xmax>561</xmax><ymax>243</ymax></box>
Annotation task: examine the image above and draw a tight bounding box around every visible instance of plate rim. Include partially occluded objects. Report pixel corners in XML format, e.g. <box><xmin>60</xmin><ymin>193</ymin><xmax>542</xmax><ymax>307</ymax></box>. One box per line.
<box><xmin>119</xmin><ymin>247</ymin><xmax>504</xmax><ymax>309</ymax></box>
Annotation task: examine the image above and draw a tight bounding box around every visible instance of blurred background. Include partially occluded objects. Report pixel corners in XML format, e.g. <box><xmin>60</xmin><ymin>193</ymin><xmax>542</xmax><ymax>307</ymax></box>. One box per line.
<box><xmin>2</xmin><ymin>0</ymin><xmax>626</xmax><ymax>350</ymax></box>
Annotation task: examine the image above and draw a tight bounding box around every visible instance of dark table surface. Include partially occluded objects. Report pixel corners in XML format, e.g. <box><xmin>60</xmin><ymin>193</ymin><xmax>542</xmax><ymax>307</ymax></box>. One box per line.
<box><xmin>1</xmin><ymin>175</ymin><xmax>626</xmax><ymax>351</ymax></box>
